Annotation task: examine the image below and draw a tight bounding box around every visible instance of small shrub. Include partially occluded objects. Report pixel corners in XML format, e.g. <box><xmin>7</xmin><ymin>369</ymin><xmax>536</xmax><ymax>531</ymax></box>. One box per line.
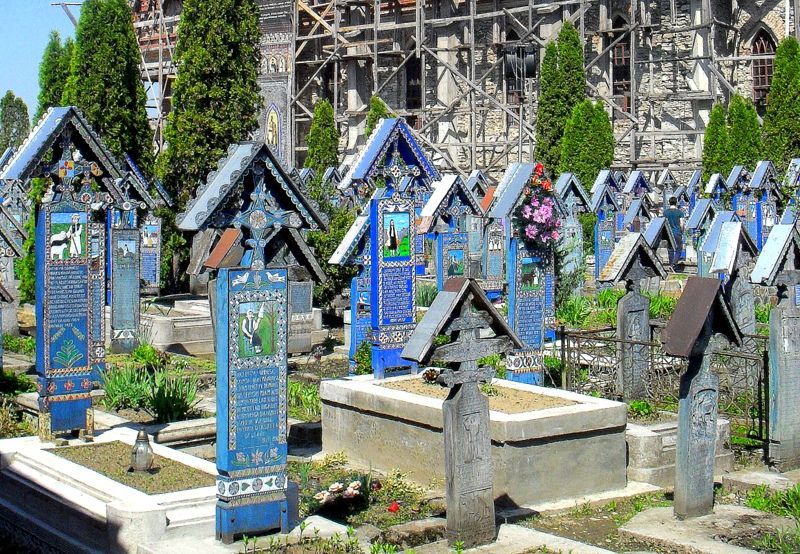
<box><xmin>0</xmin><ymin>399</ymin><xmax>31</xmax><ymax>438</ymax></box>
<box><xmin>578</xmin><ymin>212</ymin><xmax>597</xmax><ymax>255</ymax></box>
<box><xmin>416</xmin><ymin>284</ymin><xmax>438</xmax><ymax>308</ymax></box>
<box><xmin>101</xmin><ymin>364</ymin><xmax>151</xmax><ymax>411</ymax></box>
<box><xmin>645</xmin><ymin>292</ymin><xmax>678</xmax><ymax>320</ymax></box>
<box><xmin>596</xmin><ymin>287</ymin><xmax>625</xmax><ymax>309</ymax></box>
<box><xmin>628</xmin><ymin>399</ymin><xmax>656</xmax><ymax>419</ymax></box>
<box><xmin>756</xmin><ymin>303</ymin><xmax>773</xmax><ymax>324</ymax></box>
<box><xmin>543</xmin><ymin>355</ymin><xmax>564</xmax><ymax>387</ymax></box>
<box><xmin>288</xmin><ymin>380</ymin><xmax>322</xmax><ymax>422</ymax></box>
<box><xmin>556</xmin><ymin>295</ymin><xmax>592</xmax><ymax>327</ymax></box>
<box><xmin>130</xmin><ymin>343</ymin><xmax>169</xmax><ymax>372</ymax></box>
<box><xmin>478</xmin><ymin>353</ymin><xmax>506</xmax><ymax>379</ymax></box>
<box><xmin>146</xmin><ymin>370</ymin><xmax>198</xmax><ymax>423</ymax></box>
<box><xmin>353</xmin><ymin>340</ymin><xmax>372</xmax><ymax>375</ymax></box>
<box><xmin>746</xmin><ymin>484</ymin><xmax>800</xmax><ymax>521</ymax></box>
<box><xmin>2</xmin><ymin>334</ymin><xmax>35</xmax><ymax>356</ymax></box>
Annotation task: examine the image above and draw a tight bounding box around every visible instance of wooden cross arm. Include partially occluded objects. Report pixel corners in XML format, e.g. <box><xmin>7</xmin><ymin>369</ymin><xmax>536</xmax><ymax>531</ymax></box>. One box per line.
<box><xmin>432</xmin><ymin>336</ymin><xmax>515</xmax><ymax>363</ymax></box>
<box><xmin>437</xmin><ymin>366</ymin><xmax>495</xmax><ymax>387</ymax></box>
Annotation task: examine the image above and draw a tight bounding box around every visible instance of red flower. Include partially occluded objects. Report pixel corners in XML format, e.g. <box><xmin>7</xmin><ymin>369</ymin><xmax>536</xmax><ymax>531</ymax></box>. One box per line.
<box><xmin>388</xmin><ymin>501</ymin><xmax>400</xmax><ymax>513</ymax></box>
<box><xmin>534</xmin><ymin>163</ymin><xmax>544</xmax><ymax>177</ymax></box>
<box><xmin>542</xmin><ymin>179</ymin><xmax>553</xmax><ymax>191</ymax></box>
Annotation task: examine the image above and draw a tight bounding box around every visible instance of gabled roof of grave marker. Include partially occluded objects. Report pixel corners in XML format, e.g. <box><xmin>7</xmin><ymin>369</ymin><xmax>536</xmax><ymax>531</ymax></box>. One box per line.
<box><xmin>686</xmin><ymin>170</ymin><xmax>703</xmax><ymax>195</ymax></box>
<box><xmin>488</xmin><ymin>162</ymin><xmax>536</xmax><ymax>219</ymax></box>
<box><xmin>622</xmin><ymin>197</ymin><xmax>653</xmax><ymax>229</ymax></box>
<box><xmin>750</xmin><ymin>160</ymin><xmax>777</xmax><ymax>189</ymax></box>
<box><xmin>124</xmin><ymin>153</ymin><xmax>171</xmax><ymax>208</ymax></box>
<box><xmin>0</xmin><ymin>148</ymin><xmax>13</xmax><ymax>171</ymax></box>
<box><xmin>751</xmin><ymin>224</ymin><xmax>800</xmax><ymax>285</ymax></box>
<box><xmin>698</xmin><ymin>211</ymin><xmax>737</xmax><ymax>255</ymax></box>
<box><xmin>664</xmin><ymin>276</ymin><xmax>741</xmax><ymax>357</ymax></box>
<box><xmin>555</xmin><ymin>172</ymin><xmax>591</xmax><ymax>210</ymax></box>
<box><xmin>590</xmin><ymin>181</ymin><xmax>621</xmax><ymax>214</ymax></box>
<box><xmin>657</xmin><ymin>168</ymin><xmax>677</xmax><ymax>187</ymax></box>
<box><xmin>783</xmin><ymin>159</ymin><xmax>800</xmax><ymax>188</ymax></box>
<box><xmin>338</xmin><ymin>118</ymin><xmax>439</xmax><ymax>191</ymax></box>
<box><xmin>590</xmin><ymin>169</ymin><xmax>619</xmax><ymax>193</ymax></box>
<box><xmin>687</xmin><ymin>199</ymin><xmax>718</xmax><ymax>231</ymax></box>
<box><xmin>613</xmin><ymin>170</ymin><xmax>628</xmax><ymax>186</ymax></box>
<box><xmin>669</xmin><ymin>185</ymin><xmax>689</xmax><ymax>203</ymax></box>
<box><xmin>419</xmin><ymin>174</ymin><xmax>483</xmax><ymax>232</ymax></box>
<box><xmin>726</xmin><ymin>165</ymin><xmax>750</xmax><ymax>191</ymax></box>
<box><xmin>598</xmin><ymin>232</ymin><xmax>667</xmax><ymax>283</ymax></box>
<box><xmin>704</xmin><ymin>173</ymin><xmax>727</xmax><ymax>196</ymax></box>
<box><xmin>401</xmin><ymin>278</ymin><xmax>524</xmax><ymax>364</ymax></box>
<box><xmin>298</xmin><ymin>168</ymin><xmax>315</xmax><ymax>186</ymax></box>
<box><xmin>643</xmin><ymin>217</ymin><xmax>677</xmax><ymax>251</ymax></box>
<box><xmin>623</xmin><ymin>170</ymin><xmax>651</xmax><ymax>195</ymax></box>
<box><xmin>323</xmin><ymin>166</ymin><xmax>343</xmax><ymax>186</ymax></box>
<box><xmin>709</xmin><ymin>221</ymin><xmax>759</xmax><ymax>276</ymax></box>
<box><xmin>177</xmin><ymin>141</ymin><xmax>326</xmax><ymax>232</ymax></box>
<box><xmin>466</xmin><ymin>169</ymin><xmax>491</xmax><ymax>199</ymax></box>
<box><xmin>0</xmin><ymin>107</ymin><xmax>126</xmax><ymax>181</ymax></box>
<box><xmin>329</xmin><ymin>197</ymin><xmax>373</xmax><ymax>266</ymax></box>
<box><xmin>480</xmin><ymin>186</ymin><xmax>497</xmax><ymax>213</ymax></box>
<box><xmin>781</xmin><ymin>207</ymin><xmax>796</xmax><ymax>225</ymax></box>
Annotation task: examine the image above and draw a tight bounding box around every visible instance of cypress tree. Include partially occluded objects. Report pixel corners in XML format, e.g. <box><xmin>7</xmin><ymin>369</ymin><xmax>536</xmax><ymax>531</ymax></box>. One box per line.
<box><xmin>0</xmin><ymin>91</ymin><xmax>30</xmax><ymax>151</ymax></box>
<box><xmin>158</xmin><ymin>0</ymin><xmax>261</xmax><ymax>205</ymax></box>
<box><xmin>762</xmin><ymin>37</ymin><xmax>800</xmax><ymax>173</ymax></box>
<box><xmin>727</xmin><ymin>94</ymin><xmax>762</xmax><ymax>170</ymax></box>
<box><xmin>702</xmin><ymin>103</ymin><xmax>730</xmax><ymax>181</ymax></box>
<box><xmin>62</xmin><ymin>0</ymin><xmax>152</xmax><ymax>170</ymax></box>
<box><xmin>304</xmin><ymin>99</ymin><xmax>340</xmax><ymax>204</ymax></box>
<box><xmin>558</xmin><ymin>100</ymin><xmax>613</xmax><ymax>187</ymax></box>
<box><xmin>365</xmin><ymin>96</ymin><xmax>390</xmax><ymax>137</ymax></box>
<box><xmin>36</xmin><ymin>31</ymin><xmax>71</xmax><ymax>121</ymax></box>
<box><xmin>535</xmin><ymin>22</ymin><xmax>586</xmax><ymax>174</ymax></box>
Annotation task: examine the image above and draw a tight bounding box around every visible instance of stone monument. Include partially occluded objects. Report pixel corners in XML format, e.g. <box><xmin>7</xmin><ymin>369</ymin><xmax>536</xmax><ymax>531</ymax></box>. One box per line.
<box><xmin>664</xmin><ymin>276</ymin><xmax>741</xmax><ymax>519</ymax></box>
<box><xmin>599</xmin><ymin>233</ymin><xmax>667</xmax><ymax>400</ymax></box>
<box><xmin>402</xmin><ymin>278</ymin><xmax>523</xmax><ymax>548</ymax></box>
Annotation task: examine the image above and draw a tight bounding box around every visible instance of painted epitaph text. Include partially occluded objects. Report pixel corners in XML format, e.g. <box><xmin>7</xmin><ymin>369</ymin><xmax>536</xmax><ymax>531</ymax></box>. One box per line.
<box><xmin>140</xmin><ymin>215</ymin><xmax>161</xmax><ymax>295</ymax></box>
<box><xmin>110</xmin><ymin>227</ymin><xmax>141</xmax><ymax>353</ymax></box>
<box><xmin>215</xmin><ymin>268</ymin><xmax>289</xmax><ymax>542</ymax></box>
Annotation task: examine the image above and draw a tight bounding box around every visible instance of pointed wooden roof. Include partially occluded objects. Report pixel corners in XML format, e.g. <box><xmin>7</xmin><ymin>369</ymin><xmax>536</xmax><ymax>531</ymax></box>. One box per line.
<box><xmin>598</xmin><ymin>232</ymin><xmax>667</xmax><ymax>284</ymax></box>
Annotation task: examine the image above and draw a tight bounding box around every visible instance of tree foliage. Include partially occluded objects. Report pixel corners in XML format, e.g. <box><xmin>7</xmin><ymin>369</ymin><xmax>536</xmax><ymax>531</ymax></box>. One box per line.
<box><xmin>727</xmin><ymin>94</ymin><xmax>762</xmax><ymax>171</ymax></box>
<box><xmin>0</xmin><ymin>91</ymin><xmax>29</xmax><ymax>152</ymax></box>
<box><xmin>62</xmin><ymin>0</ymin><xmax>152</xmax><ymax>170</ymax></box>
<box><xmin>557</xmin><ymin>100</ymin><xmax>614</xmax><ymax>187</ymax></box>
<box><xmin>16</xmin><ymin>178</ymin><xmax>47</xmax><ymax>304</ymax></box>
<box><xmin>365</xmin><ymin>96</ymin><xmax>390</xmax><ymax>137</ymax></box>
<box><xmin>36</xmin><ymin>31</ymin><xmax>72</xmax><ymax>121</ymax></box>
<box><xmin>702</xmin><ymin>103</ymin><xmax>730</xmax><ymax>181</ymax></box>
<box><xmin>535</xmin><ymin>21</ymin><xmax>586</xmax><ymax>174</ymax></box>
<box><xmin>307</xmin><ymin>207</ymin><xmax>357</xmax><ymax>308</ymax></box>
<box><xmin>304</xmin><ymin>99</ymin><xmax>340</xmax><ymax>203</ymax></box>
<box><xmin>762</xmin><ymin>37</ymin><xmax>800</xmax><ymax>173</ymax></box>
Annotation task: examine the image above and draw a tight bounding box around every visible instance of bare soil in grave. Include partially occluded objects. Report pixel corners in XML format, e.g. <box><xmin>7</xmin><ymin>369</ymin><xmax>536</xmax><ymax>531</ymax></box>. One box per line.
<box><xmin>51</xmin><ymin>441</ymin><xmax>215</xmax><ymax>494</ymax></box>
<box><xmin>380</xmin><ymin>379</ymin><xmax>576</xmax><ymax>414</ymax></box>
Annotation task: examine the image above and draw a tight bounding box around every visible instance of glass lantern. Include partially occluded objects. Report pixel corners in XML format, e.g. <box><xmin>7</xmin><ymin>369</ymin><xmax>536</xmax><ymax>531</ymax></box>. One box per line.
<box><xmin>130</xmin><ymin>429</ymin><xmax>154</xmax><ymax>472</ymax></box>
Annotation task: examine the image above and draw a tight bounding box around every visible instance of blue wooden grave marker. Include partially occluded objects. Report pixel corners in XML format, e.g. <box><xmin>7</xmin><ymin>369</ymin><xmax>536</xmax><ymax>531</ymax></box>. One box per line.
<box><xmin>437</xmin><ymin>233</ymin><xmax>468</xmax><ymax>290</ymax></box>
<box><xmin>591</xmin><ymin>182</ymin><xmax>621</xmax><ymax>279</ymax></box>
<box><xmin>36</xmin><ymin>189</ymin><xmax>106</xmax><ymax>438</ymax></box>
<box><xmin>140</xmin><ymin>214</ymin><xmax>162</xmax><ymax>295</ymax></box>
<box><xmin>215</xmin><ymin>267</ymin><xmax>290</xmax><ymax>542</ymax></box>
<box><xmin>110</xmin><ymin>224</ymin><xmax>141</xmax><ymax>353</ymax></box>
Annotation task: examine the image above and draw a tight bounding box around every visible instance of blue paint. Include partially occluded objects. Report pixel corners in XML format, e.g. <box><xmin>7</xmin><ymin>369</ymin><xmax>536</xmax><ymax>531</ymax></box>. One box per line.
<box><xmin>215</xmin><ymin>268</ymin><xmax>291</xmax><ymax>542</ymax></box>
<box><xmin>595</xmin><ymin>212</ymin><xmax>615</xmax><ymax>279</ymax></box>
<box><xmin>349</xmin><ymin>269</ymin><xmax>372</xmax><ymax>370</ymax></box>
<box><xmin>369</xmin><ymin>195</ymin><xmax>417</xmax><ymax>378</ymax></box>
<box><xmin>436</xmin><ymin>233</ymin><xmax>468</xmax><ymax>290</ymax></box>
<box><xmin>140</xmin><ymin>216</ymin><xmax>161</xmax><ymax>295</ymax></box>
<box><xmin>110</xmin><ymin>227</ymin><xmax>140</xmax><ymax>353</ymax></box>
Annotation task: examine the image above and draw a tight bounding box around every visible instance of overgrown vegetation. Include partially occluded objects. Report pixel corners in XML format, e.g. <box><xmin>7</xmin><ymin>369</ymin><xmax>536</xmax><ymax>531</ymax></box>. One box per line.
<box><xmin>746</xmin><ymin>484</ymin><xmax>800</xmax><ymax>553</ymax></box>
<box><xmin>556</xmin><ymin>295</ymin><xmax>592</xmax><ymax>327</ymax></box>
<box><xmin>415</xmin><ymin>283</ymin><xmax>438</xmax><ymax>308</ymax></box>
<box><xmin>3</xmin><ymin>334</ymin><xmax>35</xmax><ymax>357</ymax></box>
<box><xmin>0</xmin><ymin>90</ymin><xmax>29</xmax><ymax>152</ymax></box>
<box><xmin>288</xmin><ymin>380</ymin><xmax>322</xmax><ymax>422</ymax></box>
<box><xmin>578</xmin><ymin>212</ymin><xmax>597</xmax><ymax>256</ymax></box>
<box><xmin>365</xmin><ymin>96</ymin><xmax>390</xmax><ymax>137</ymax></box>
<box><xmin>627</xmin><ymin>399</ymin><xmax>656</xmax><ymax>420</ymax></box>
<box><xmin>644</xmin><ymin>292</ymin><xmax>678</xmax><ymax>320</ymax></box>
<box><xmin>353</xmin><ymin>340</ymin><xmax>373</xmax><ymax>376</ymax></box>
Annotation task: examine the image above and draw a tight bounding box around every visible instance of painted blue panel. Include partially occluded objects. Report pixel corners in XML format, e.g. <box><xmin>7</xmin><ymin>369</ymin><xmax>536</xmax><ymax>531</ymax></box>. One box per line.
<box><xmin>483</xmin><ymin>223</ymin><xmax>504</xmax><ymax>281</ymax></box>
<box><xmin>36</xmin><ymin>199</ymin><xmax>105</xmax><ymax>433</ymax></box>
<box><xmin>509</xmin><ymin>239</ymin><xmax>546</xmax><ymax>349</ymax></box>
<box><xmin>369</xmin><ymin>196</ymin><xmax>417</xmax><ymax>377</ymax></box>
<box><xmin>215</xmin><ymin>267</ymin><xmax>290</xmax><ymax>540</ymax></box>
<box><xmin>349</xmin><ymin>268</ymin><xmax>372</xmax><ymax>368</ymax></box>
<box><xmin>560</xmin><ymin>216</ymin><xmax>584</xmax><ymax>277</ymax></box>
<box><xmin>110</xmin><ymin>227</ymin><xmax>140</xmax><ymax>353</ymax></box>
<box><xmin>436</xmin><ymin>233</ymin><xmax>468</xmax><ymax>290</ymax></box>
<box><xmin>595</xmin><ymin>214</ymin><xmax>615</xmax><ymax>279</ymax></box>
<box><xmin>140</xmin><ymin>216</ymin><xmax>161</xmax><ymax>295</ymax></box>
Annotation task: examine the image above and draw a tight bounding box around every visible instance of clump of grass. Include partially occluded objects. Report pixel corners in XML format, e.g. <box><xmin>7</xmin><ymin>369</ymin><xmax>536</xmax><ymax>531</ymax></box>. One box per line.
<box><xmin>288</xmin><ymin>380</ymin><xmax>321</xmax><ymax>422</ymax></box>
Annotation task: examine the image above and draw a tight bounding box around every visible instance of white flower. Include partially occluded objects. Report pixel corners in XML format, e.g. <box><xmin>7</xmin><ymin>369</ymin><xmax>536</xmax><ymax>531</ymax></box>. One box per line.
<box><xmin>343</xmin><ymin>487</ymin><xmax>359</xmax><ymax>499</ymax></box>
<box><xmin>314</xmin><ymin>491</ymin><xmax>332</xmax><ymax>503</ymax></box>
<box><xmin>348</xmin><ymin>481</ymin><xmax>361</xmax><ymax>490</ymax></box>
<box><xmin>328</xmin><ymin>482</ymin><xmax>345</xmax><ymax>493</ymax></box>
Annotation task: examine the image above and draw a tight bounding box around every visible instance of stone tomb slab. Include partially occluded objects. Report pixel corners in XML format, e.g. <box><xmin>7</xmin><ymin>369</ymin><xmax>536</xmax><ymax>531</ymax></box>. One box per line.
<box><xmin>620</xmin><ymin>505</ymin><xmax>795</xmax><ymax>554</ymax></box>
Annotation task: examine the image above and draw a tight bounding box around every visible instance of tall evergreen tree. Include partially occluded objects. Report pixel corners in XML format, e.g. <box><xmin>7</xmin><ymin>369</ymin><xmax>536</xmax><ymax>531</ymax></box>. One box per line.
<box><xmin>305</xmin><ymin>99</ymin><xmax>339</xmax><ymax>197</ymax></box>
<box><xmin>728</xmin><ymin>94</ymin><xmax>762</xmax><ymax>170</ymax></box>
<box><xmin>156</xmin><ymin>0</ymin><xmax>261</xmax><ymax>291</ymax></box>
<box><xmin>762</xmin><ymin>37</ymin><xmax>800</xmax><ymax>173</ymax></box>
<box><xmin>36</xmin><ymin>31</ymin><xmax>71</xmax><ymax>121</ymax></box>
<box><xmin>535</xmin><ymin>22</ymin><xmax>586</xmax><ymax>174</ymax></box>
<box><xmin>558</xmin><ymin>100</ymin><xmax>613</xmax><ymax>186</ymax></box>
<box><xmin>365</xmin><ymin>96</ymin><xmax>390</xmax><ymax>137</ymax></box>
<box><xmin>62</xmin><ymin>0</ymin><xmax>152</xmax><ymax>170</ymax></box>
<box><xmin>0</xmin><ymin>91</ymin><xmax>29</xmax><ymax>151</ymax></box>
<box><xmin>702</xmin><ymin>103</ymin><xmax>730</xmax><ymax>180</ymax></box>
<box><xmin>158</xmin><ymin>0</ymin><xmax>261</xmax><ymax>205</ymax></box>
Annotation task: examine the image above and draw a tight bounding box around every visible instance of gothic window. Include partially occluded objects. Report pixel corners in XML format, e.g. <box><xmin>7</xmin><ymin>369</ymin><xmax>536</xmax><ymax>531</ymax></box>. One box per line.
<box><xmin>752</xmin><ymin>30</ymin><xmax>776</xmax><ymax>105</ymax></box>
<box><xmin>406</xmin><ymin>57</ymin><xmax>422</xmax><ymax>110</ymax></box>
<box><xmin>611</xmin><ymin>17</ymin><xmax>631</xmax><ymax>115</ymax></box>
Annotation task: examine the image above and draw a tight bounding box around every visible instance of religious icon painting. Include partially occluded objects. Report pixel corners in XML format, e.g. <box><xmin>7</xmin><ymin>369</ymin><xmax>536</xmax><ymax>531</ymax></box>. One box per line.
<box><xmin>49</xmin><ymin>211</ymin><xmax>87</xmax><ymax>261</ymax></box>
<box><xmin>520</xmin><ymin>258</ymin><xmax>543</xmax><ymax>293</ymax></box>
<box><xmin>382</xmin><ymin>212</ymin><xmax>411</xmax><ymax>260</ymax></box>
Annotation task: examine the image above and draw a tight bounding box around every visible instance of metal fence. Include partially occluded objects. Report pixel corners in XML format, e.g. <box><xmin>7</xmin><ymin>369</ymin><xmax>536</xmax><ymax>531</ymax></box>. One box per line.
<box><xmin>558</xmin><ymin>323</ymin><xmax>769</xmax><ymax>447</ymax></box>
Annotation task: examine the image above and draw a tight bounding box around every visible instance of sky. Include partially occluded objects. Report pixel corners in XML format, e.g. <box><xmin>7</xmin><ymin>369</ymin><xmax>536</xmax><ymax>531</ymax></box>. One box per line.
<box><xmin>0</xmin><ymin>1</ymin><xmax>78</xmax><ymax>119</ymax></box>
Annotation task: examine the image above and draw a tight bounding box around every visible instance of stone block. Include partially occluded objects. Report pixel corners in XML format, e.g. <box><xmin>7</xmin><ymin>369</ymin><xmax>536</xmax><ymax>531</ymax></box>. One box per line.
<box><xmin>381</xmin><ymin>517</ymin><xmax>446</xmax><ymax>549</ymax></box>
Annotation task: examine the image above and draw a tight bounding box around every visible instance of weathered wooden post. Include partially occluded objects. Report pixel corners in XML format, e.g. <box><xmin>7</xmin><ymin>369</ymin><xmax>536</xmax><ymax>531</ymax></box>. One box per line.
<box><xmin>402</xmin><ymin>278</ymin><xmax>523</xmax><ymax>548</ymax></box>
<box><xmin>664</xmin><ymin>277</ymin><xmax>742</xmax><ymax>519</ymax></box>
<box><xmin>752</xmin><ymin>224</ymin><xmax>800</xmax><ymax>470</ymax></box>
<box><xmin>599</xmin><ymin>233</ymin><xmax>667</xmax><ymax>400</ymax></box>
